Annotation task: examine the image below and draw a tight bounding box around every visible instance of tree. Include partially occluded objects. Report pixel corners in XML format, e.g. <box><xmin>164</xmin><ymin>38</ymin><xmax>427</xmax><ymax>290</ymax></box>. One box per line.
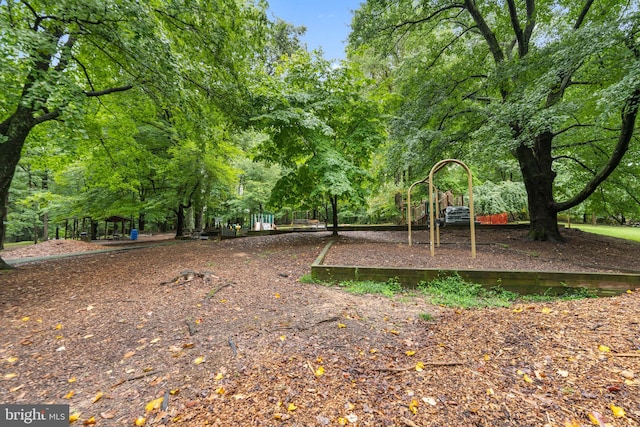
<box><xmin>252</xmin><ymin>52</ymin><xmax>386</xmax><ymax>235</ymax></box>
<box><xmin>0</xmin><ymin>0</ymin><xmax>266</xmax><ymax>268</ymax></box>
<box><xmin>350</xmin><ymin>0</ymin><xmax>640</xmax><ymax>240</ymax></box>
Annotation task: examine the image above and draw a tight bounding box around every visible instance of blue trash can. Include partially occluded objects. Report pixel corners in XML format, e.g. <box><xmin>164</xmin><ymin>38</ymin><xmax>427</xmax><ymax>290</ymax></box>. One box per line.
<box><xmin>130</xmin><ymin>229</ymin><xmax>138</xmax><ymax>240</ymax></box>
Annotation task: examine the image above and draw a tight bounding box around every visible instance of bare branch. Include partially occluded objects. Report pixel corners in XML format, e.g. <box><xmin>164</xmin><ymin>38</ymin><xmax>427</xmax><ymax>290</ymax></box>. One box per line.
<box><xmin>463</xmin><ymin>0</ymin><xmax>504</xmax><ymax>64</ymax></box>
<box><xmin>54</xmin><ymin>35</ymin><xmax>77</xmax><ymax>72</ymax></box>
<box><xmin>33</xmin><ymin>109</ymin><xmax>61</xmax><ymax>124</ymax></box>
<box><xmin>381</xmin><ymin>3</ymin><xmax>464</xmax><ymax>34</ymax></box>
<box><xmin>552</xmin><ymin>155</ymin><xmax>596</xmax><ymax>174</ymax></box>
<box><xmin>574</xmin><ymin>0</ymin><xmax>595</xmax><ymax>30</ymax></box>
<box><xmin>424</xmin><ymin>24</ymin><xmax>477</xmax><ymax>70</ymax></box>
<box><xmin>84</xmin><ymin>85</ymin><xmax>133</xmax><ymax>97</ymax></box>
<box><xmin>552</xmin><ymin>123</ymin><xmax>593</xmax><ymax>137</ymax></box>
<box><xmin>506</xmin><ymin>0</ymin><xmax>524</xmax><ymax>55</ymax></box>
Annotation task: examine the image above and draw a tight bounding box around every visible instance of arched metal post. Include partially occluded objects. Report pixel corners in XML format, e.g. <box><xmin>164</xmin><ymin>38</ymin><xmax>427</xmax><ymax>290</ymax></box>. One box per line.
<box><xmin>428</xmin><ymin>159</ymin><xmax>476</xmax><ymax>258</ymax></box>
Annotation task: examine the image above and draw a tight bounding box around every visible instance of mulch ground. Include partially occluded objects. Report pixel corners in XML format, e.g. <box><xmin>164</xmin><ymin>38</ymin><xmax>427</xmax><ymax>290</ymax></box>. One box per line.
<box><xmin>0</xmin><ymin>229</ymin><xmax>639</xmax><ymax>426</ymax></box>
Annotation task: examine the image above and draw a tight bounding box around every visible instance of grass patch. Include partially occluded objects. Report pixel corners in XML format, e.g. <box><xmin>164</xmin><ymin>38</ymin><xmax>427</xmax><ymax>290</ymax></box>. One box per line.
<box><xmin>419</xmin><ymin>313</ymin><xmax>436</xmax><ymax>321</ymax></box>
<box><xmin>520</xmin><ymin>285</ymin><xmax>598</xmax><ymax>302</ymax></box>
<box><xmin>567</xmin><ymin>224</ymin><xmax>640</xmax><ymax>243</ymax></box>
<box><xmin>314</xmin><ymin>273</ymin><xmax>597</xmax><ymax>309</ymax></box>
<box><xmin>418</xmin><ymin>273</ymin><xmax>516</xmax><ymax>308</ymax></box>
<box><xmin>418</xmin><ymin>273</ymin><xmax>597</xmax><ymax>308</ymax></box>
<box><xmin>3</xmin><ymin>241</ymin><xmax>34</xmax><ymax>249</ymax></box>
<box><xmin>338</xmin><ymin>277</ymin><xmax>402</xmax><ymax>297</ymax></box>
<box><xmin>299</xmin><ymin>273</ymin><xmax>317</xmax><ymax>284</ymax></box>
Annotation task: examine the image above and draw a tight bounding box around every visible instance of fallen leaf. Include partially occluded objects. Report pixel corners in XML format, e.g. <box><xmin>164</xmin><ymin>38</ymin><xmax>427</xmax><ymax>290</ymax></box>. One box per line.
<box><xmin>415</xmin><ymin>362</ymin><xmax>425</xmax><ymax>372</ymax></box>
<box><xmin>279</xmin><ymin>335</ymin><xmax>286</xmax><ymax>342</ymax></box>
<box><xmin>4</xmin><ymin>373</ymin><xmax>17</xmax><ymax>379</ymax></box>
<box><xmin>512</xmin><ymin>306</ymin><xmax>524</xmax><ymax>313</ymax></box>
<box><xmin>486</xmin><ymin>388</ymin><xmax>494</xmax><ymax>395</ymax></box>
<box><xmin>69</xmin><ymin>412</ymin><xmax>80</xmax><ymax>423</ymax></box>
<box><xmin>406</xmin><ymin>350</ymin><xmax>416</xmax><ymax>356</ymax></box>
<box><xmin>22</xmin><ymin>317</ymin><xmax>30</xmax><ymax>322</ymax></box>
<box><xmin>193</xmin><ymin>356</ymin><xmax>205</xmax><ymax>365</ymax></box>
<box><xmin>409</xmin><ymin>398</ymin><xmax>419</xmax><ymax>414</ymax></box>
<box><xmin>135</xmin><ymin>416</ymin><xmax>146</xmax><ymax>426</ymax></box>
<box><xmin>287</xmin><ymin>403</ymin><xmax>297</xmax><ymax>411</ymax></box>
<box><xmin>216</xmin><ymin>386</ymin><xmax>225</xmax><ymax>395</ymax></box>
<box><xmin>92</xmin><ymin>391</ymin><xmax>103</xmax><ymax>403</ymax></box>
<box><xmin>523</xmin><ymin>374</ymin><xmax>534</xmax><ymax>383</ymax></box>
<box><xmin>64</xmin><ymin>390</ymin><xmax>75</xmax><ymax>399</ymax></box>
<box><xmin>564</xmin><ymin>420</ymin><xmax>580</xmax><ymax>427</ymax></box>
<box><xmin>541</xmin><ymin>307</ymin><xmax>552</xmax><ymax>314</ymax></box>
<box><xmin>588</xmin><ymin>411</ymin><xmax>606</xmax><ymax>426</ymax></box>
<box><xmin>483</xmin><ymin>354</ymin><xmax>490</xmax><ymax>361</ymax></box>
<box><xmin>610</xmin><ymin>403</ymin><xmax>625</xmax><ymax>418</ymax></box>
<box><xmin>55</xmin><ymin>323</ymin><xmax>62</xmax><ymax>330</ymax></box>
<box><xmin>150</xmin><ymin>338</ymin><xmax>161</xmax><ymax>344</ymax></box>
<box><xmin>337</xmin><ymin>323</ymin><xmax>346</xmax><ymax>328</ymax></box>
<box><xmin>274</xmin><ymin>293</ymin><xmax>281</xmax><ymax>299</ymax></box>
<box><xmin>214</xmin><ymin>372</ymin><xmax>224</xmax><ymax>381</ymax></box>
<box><xmin>315</xmin><ymin>366</ymin><xmax>325</xmax><ymax>377</ymax></box>
<box><xmin>389</xmin><ymin>330</ymin><xmax>399</xmax><ymax>335</ymax></box>
<box><xmin>598</xmin><ymin>345</ymin><xmax>611</xmax><ymax>353</ymax></box>
<box><xmin>123</xmin><ymin>351</ymin><xmax>136</xmax><ymax>359</ymax></box>
<box><xmin>68</xmin><ymin>377</ymin><xmax>77</xmax><ymax>383</ymax></box>
<box><xmin>99</xmin><ymin>412</ymin><xmax>115</xmax><ymax>419</ymax></box>
<box><xmin>626</xmin><ymin>290</ymin><xmax>634</xmax><ymax>294</ymax></box>
<box><xmin>6</xmin><ymin>356</ymin><xmax>18</xmax><ymax>363</ymax></box>
<box><xmin>145</xmin><ymin>397</ymin><xmax>164</xmax><ymax>412</ymax></box>
<box><xmin>83</xmin><ymin>416</ymin><xmax>96</xmax><ymax>425</ymax></box>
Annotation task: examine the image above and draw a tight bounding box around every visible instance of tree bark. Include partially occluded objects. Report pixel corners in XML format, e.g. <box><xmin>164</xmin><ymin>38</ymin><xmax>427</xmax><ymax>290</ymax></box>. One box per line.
<box><xmin>175</xmin><ymin>204</ymin><xmax>186</xmax><ymax>238</ymax></box>
<box><xmin>0</xmin><ymin>107</ymin><xmax>36</xmax><ymax>269</ymax></box>
<box><xmin>515</xmin><ymin>131</ymin><xmax>562</xmax><ymax>241</ymax></box>
<box><xmin>330</xmin><ymin>195</ymin><xmax>339</xmax><ymax>236</ymax></box>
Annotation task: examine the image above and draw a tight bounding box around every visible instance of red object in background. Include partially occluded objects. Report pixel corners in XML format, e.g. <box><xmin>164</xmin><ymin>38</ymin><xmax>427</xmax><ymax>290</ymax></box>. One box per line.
<box><xmin>477</xmin><ymin>212</ymin><xmax>508</xmax><ymax>224</ymax></box>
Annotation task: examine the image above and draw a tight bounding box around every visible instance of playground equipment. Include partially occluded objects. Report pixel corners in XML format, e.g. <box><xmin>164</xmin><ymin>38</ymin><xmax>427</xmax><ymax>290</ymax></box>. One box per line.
<box><xmin>251</xmin><ymin>213</ymin><xmax>275</xmax><ymax>231</ymax></box>
<box><xmin>407</xmin><ymin>159</ymin><xmax>476</xmax><ymax>258</ymax></box>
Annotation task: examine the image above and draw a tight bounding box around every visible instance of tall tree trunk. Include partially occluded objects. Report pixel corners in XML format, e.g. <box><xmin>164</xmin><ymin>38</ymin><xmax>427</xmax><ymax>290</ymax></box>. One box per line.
<box><xmin>42</xmin><ymin>171</ymin><xmax>49</xmax><ymax>240</ymax></box>
<box><xmin>0</xmin><ymin>108</ymin><xmax>35</xmax><ymax>269</ymax></box>
<box><xmin>515</xmin><ymin>131</ymin><xmax>562</xmax><ymax>241</ymax></box>
<box><xmin>330</xmin><ymin>195</ymin><xmax>339</xmax><ymax>236</ymax></box>
<box><xmin>138</xmin><ymin>213</ymin><xmax>146</xmax><ymax>232</ymax></box>
<box><xmin>175</xmin><ymin>204</ymin><xmax>186</xmax><ymax>238</ymax></box>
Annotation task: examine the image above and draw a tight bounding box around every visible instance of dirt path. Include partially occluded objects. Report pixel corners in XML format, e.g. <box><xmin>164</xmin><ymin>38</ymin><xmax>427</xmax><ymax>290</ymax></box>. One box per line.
<box><xmin>0</xmin><ymin>231</ymin><xmax>639</xmax><ymax>426</ymax></box>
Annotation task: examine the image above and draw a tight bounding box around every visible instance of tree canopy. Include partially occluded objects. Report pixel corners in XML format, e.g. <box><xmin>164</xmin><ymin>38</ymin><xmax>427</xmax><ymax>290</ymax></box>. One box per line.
<box><xmin>350</xmin><ymin>0</ymin><xmax>640</xmax><ymax>240</ymax></box>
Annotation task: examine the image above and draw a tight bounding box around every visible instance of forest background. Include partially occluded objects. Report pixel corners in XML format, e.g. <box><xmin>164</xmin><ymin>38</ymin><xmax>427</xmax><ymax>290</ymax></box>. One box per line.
<box><xmin>1</xmin><ymin>0</ymin><xmax>639</xmax><ymax>269</ymax></box>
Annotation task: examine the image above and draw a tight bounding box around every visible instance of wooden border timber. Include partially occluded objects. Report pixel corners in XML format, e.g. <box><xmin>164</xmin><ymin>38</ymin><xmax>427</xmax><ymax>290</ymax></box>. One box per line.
<box><xmin>310</xmin><ymin>243</ymin><xmax>640</xmax><ymax>297</ymax></box>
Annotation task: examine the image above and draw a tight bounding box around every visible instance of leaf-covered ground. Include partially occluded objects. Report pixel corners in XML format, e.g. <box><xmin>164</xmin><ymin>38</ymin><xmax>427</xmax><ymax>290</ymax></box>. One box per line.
<box><xmin>0</xmin><ymin>230</ymin><xmax>639</xmax><ymax>426</ymax></box>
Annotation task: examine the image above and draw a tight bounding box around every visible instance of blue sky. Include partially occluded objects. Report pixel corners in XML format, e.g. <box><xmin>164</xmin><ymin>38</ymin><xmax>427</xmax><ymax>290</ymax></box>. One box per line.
<box><xmin>267</xmin><ymin>0</ymin><xmax>363</xmax><ymax>61</ymax></box>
